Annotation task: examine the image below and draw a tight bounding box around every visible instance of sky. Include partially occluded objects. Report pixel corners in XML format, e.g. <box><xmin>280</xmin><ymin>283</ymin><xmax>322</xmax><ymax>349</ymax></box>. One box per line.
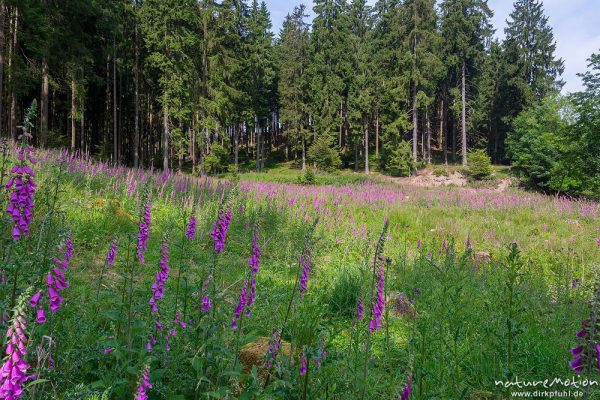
<box><xmin>264</xmin><ymin>0</ymin><xmax>600</xmax><ymax>93</ymax></box>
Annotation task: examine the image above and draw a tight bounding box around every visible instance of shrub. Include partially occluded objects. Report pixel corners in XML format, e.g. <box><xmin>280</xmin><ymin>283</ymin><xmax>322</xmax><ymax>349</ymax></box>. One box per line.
<box><xmin>203</xmin><ymin>143</ymin><xmax>229</xmax><ymax>174</ymax></box>
<box><xmin>432</xmin><ymin>167</ymin><xmax>449</xmax><ymax>177</ymax></box>
<box><xmin>307</xmin><ymin>136</ymin><xmax>341</xmax><ymax>172</ymax></box>
<box><xmin>467</xmin><ymin>149</ymin><xmax>492</xmax><ymax>180</ymax></box>
<box><xmin>381</xmin><ymin>140</ymin><xmax>414</xmax><ymax>176</ymax></box>
<box><xmin>297</xmin><ymin>168</ymin><xmax>316</xmax><ymax>185</ymax></box>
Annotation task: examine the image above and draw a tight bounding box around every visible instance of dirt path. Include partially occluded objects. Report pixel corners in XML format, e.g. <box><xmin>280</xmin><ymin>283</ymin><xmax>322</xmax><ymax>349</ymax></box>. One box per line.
<box><xmin>378</xmin><ymin>169</ymin><xmax>514</xmax><ymax>191</ymax></box>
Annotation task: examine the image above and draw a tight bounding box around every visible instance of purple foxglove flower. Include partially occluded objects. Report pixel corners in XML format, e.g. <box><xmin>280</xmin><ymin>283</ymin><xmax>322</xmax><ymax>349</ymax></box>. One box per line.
<box><xmin>137</xmin><ymin>204</ymin><xmax>151</xmax><ymax>264</ymax></box>
<box><xmin>232</xmin><ymin>281</ymin><xmax>248</xmax><ymax>329</ymax></box>
<box><xmin>210</xmin><ymin>207</ymin><xmax>232</xmax><ymax>253</ymax></box>
<box><xmin>417</xmin><ymin>239</ymin><xmax>421</xmax><ymax>249</ymax></box>
<box><xmin>369</xmin><ymin>263</ymin><xmax>386</xmax><ymax>332</ymax></box>
<box><xmin>29</xmin><ymin>291</ymin><xmax>42</xmax><ymax>308</ymax></box>
<box><xmin>0</xmin><ymin>296</ymin><xmax>31</xmax><ymax>399</ymax></box>
<box><xmin>201</xmin><ymin>296</ymin><xmax>211</xmax><ymax>312</ymax></box>
<box><xmin>357</xmin><ymin>295</ymin><xmax>364</xmax><ymax>321</ymax></box>
<box><xmin>135</xmin><ymin>368</ymin><xmax>152</xmax><ymax>400</ymax></box>
<box><xmin>149</xmin><ymin>243</ymin><xmax>170</xmax><ymax>316</ymax></box>
<box><xmin>299</xmin><ymin>253</ymin><xmax>313</xmax><ymax>296</ymax></box>
<box><xmin>45</xmin><ymin>236</ymin><xmax>73</xmax><ymax>315</ymax></box>
<box><xmin>266</xmin><ymin>329</ymin><xmax>281</xmax><ymax>368</ymax></box>
<box><xmin>36</xmin><ymin>308</ymin><xmax>46</xmax><ymax>324</ymax></box>
<box><xmin>299</xmin><ymin>353</ymin><xmax>307</xmax><ymax>376</ymax></box>
<box><xmin>249</xmin><ymin>230</ymin><xmax>261</xmax><ymax>275</ymax></box>
<box><xmin>106</xmin><ymin>239</ymin><xmax>118</xmax><ymax>266</ymax></box>
<box><xmin>186</xmin><ymin>214</ymin><xmax>197</xmax><ymax>240</ymax></box>
<box><xmin>401</xmin><ymin>373</ymin><xmax>413</xmax><ymax>400</ymax></box>
<box><xmin>103</xmin><ymin>347</ymin><xmax>113</xmax><ymax>354</ymax></box>
<box><xmin>5</xmin><ymin>146</ymin><xmax>36</xmax><ymax>241</ymax></box>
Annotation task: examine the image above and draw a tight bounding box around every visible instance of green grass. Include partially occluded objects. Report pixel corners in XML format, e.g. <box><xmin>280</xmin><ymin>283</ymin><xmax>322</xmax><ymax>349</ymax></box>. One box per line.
<box><xmin>2</xmin><ymin>154</ymin><xmax>598</xmax><ymax>399</ymax></box>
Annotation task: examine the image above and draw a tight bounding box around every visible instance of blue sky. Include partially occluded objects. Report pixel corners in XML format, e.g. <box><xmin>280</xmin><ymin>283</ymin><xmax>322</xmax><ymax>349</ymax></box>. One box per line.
<box><xmin>264</xmin><ymin>0</ymin><xmax>600</xmax><ymax>93</ymax></box>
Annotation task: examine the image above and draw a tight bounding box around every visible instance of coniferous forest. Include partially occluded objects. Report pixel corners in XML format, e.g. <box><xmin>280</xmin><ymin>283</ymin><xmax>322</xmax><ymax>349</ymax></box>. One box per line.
<box><xmin>2</xmin><ymin>1</ymin><xmax>600</xmax><ymax>399</ymax></box>
<box><xmin>5</xmin><ymin>0</ymin><xmax>599</xmax><ymax>192</ymax></box>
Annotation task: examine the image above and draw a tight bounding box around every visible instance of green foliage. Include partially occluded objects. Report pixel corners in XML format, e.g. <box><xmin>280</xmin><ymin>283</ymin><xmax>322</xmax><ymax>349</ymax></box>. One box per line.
<box><xmin>381</xmin><ymin>140</ymin><xmax>414</xmax><ymax>176</ymax></box>
<box><xmin>506</xmin><ymin>95</ymin><xmax>582</xmax><ymax>192</ymax></box>
<box><xmin>297</xmin><ymin>168</ymin><xmax>316</xmax><ymax>185</ymax></box>
<box><xmin>466</xmin><ymin>149</ymin><xmax>492</xmax><ymax>179</ymax></box>
<box><xmin>307</xmin><ymin>136</ymin><xmax>342</xmax><ymax>172</ymax></box>
<box><xmin>203</xmin><ymin>143</ymin><xmax>230</xmax><ymax>174</ymax></box>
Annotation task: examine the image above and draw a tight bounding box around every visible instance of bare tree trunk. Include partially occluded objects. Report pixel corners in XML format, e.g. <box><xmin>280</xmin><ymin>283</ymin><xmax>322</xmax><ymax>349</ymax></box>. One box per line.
<box><xmin>40</xmin><ymin>59</ymin><xmax>49</xmax><ymax>146</ymax></box>
<box><xmin>441</xmin><ymin>99</ymin><xmax>447</xmax><ymax>165</ymax></box>
<box><xmin>162</xmin><ymin>102</ymin><xmax>169</xmax><ymax>171</ymax></box>
<box><xmin>80</xmin><ymin>102</ymin><xmax>85</xmax><ymax>152</ymax></box>
<box><xmin>425</xmin><ymin>111</ymin><xmax>431</xmax><ymax>164</ymax></box>
<box><xmin>255</xmin><ymin>116</ymin><xmax>260</xmax><ymax>172</ymax></box>
<box><xmin>301</xmin><ymin>127</ymin><xmax>306</xmax><ymax>171</ymax></box>
<box><xmin>412</xmin><ymin>84</ymin><xmax>418</xmax><ymax>163</ymax></box>
<box><xmin>0</xmin><ymin>3</ymin><xmax>6</xmax><ymax>137</ymax></box>
<box><xmin>234</xmin><ymin>123</ymin><xmax>239</xmax><ymax>170</ymax></box>
<box><xmin>70</xmin><ymin>79</ymin><xmax>76</xmax><ymax>150</ymax></box>
<box><xmin>133</xmin><ymin>2</ymin><xmax>140</xmax><ymax>168</ymax></box>
<box><xmin>461</xmin><ymin>60</ymin><xmax>467</xmax><ymax>166</ymax></box>
<box><xmin>339</xmin><ymin>101</ymin><xmax>343</xmax><ymax>150</ymax></box>
<box><xmin>113</xmin><ymin>40</ymin><xmax>118</xmax><ymax>163</ymax></box>
<box><xmin>451</xmin><ymin>115</ymin><xmax>456</xmax><ymax>163</ymax></box>
<box><xmin>9</xmin><ymin>7</ymin><xmax>18</xmax><ymax>141</ymax></box>
<box><xmin>375</xmin><ymin>110</ymin><xmax>379</xmax><ymax>157</ymax></box>
<box><xmin>364</xmin><ymin>119</ymin><xmax>369</xmax><ymax>174</ymax></box>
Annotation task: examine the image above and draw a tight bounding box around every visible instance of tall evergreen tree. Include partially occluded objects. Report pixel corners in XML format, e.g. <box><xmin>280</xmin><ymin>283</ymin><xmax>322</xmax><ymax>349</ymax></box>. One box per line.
<box><xmin>278</xmin><ymin>5</ymin><xmax>310</xmax><ymax>169</ymax></box>
<box><xmin>440</xmin><ymin>0</ymin><xmax>493</xmax><ymax>165</ymax></box>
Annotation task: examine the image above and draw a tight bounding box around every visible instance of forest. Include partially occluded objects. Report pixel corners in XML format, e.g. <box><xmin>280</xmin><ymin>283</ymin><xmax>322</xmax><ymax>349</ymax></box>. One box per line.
<box><xmin>3</xmin><ymin>0</ymin><xmax>598</xmax><ymax>195</ymax></box>
<box><xmin>1</xmin><ymin>1</ymin><xmax>600</xmax><ymax>399</ymax></box>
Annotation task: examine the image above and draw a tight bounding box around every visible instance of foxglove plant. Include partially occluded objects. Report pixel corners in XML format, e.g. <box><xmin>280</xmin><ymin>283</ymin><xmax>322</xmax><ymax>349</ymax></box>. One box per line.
<box><xmin>299</xmin><ymin>252</ymin><xmax>313</xmax><ymax>296</ymax></box>
<box><xmin>185</xmin><ymin>213</ymin><xmax>197</xmax><ymax>240</ymax></box>
<box><xmin>207</xmin><ymin>205</ymin><xmax>232</xmax><ymax>318</ymax></box>
<box><xmin>96</xmin><ymin>238</ymin><xmax>118</xmax><ymax>299</ymax></box>
<box><xmin>46</xmin><ymin>234</ymin><xmax>73</xmax><ymax>314</ymax></box>
<box><xmin>245</xmin><ymin>229</ymin><xmax>261</xmax><ymax>316</ymax></box>
<box><xmin>568</xmin><ymin>282</ymin><xmax>600</xmax><ymax>375</ymax></box>
<box><xmin>147</xmin><ymin>243</ymin><xmax>170</xmax><ymax>353</ymax></box>
<box><xmin>400</xmin><ymin>373</ymin><xmax>413</xmax><ymax>400</ymax></box>
<box><xmin>210</xmin><ymin>206</ymin><xmax>231</xmax><ymax>253</ymax></box>
<box><xmin>137</xmin><ymin>203</ymin><xmax>151</xmax><ymax>264</ymax></box>
<box><xmin>369</xmin><ymin>262</ymin><xmax>386</xmax><ymax>332</ymax></box>
<box><xmin>5</xmin><ymin>145</ymin><xmax>37</xmax><ymax>241</ymax></box>
<box><xmin>0</xmin><ymin>292</ymin><xmax>32</xmax><ymax>399</ymax></box>
<box><xmin>134</xmin><ymin>368</ymin><xmax>152</xmax><ymax>400</ymax></box>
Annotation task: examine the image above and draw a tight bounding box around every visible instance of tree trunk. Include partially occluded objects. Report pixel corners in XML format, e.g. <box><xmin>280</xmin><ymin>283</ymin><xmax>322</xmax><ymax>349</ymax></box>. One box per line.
<box><xmin>0</xmin><ymin>3</ymin><xmax>6</xmax><ymax>137</ymax></box>
<box><xmin>425</xmin><ymin>111</ymin><xmax>431</xmax><ymax>164</ymax></box>
<box><xmin>133</xmin><ymin>2</ymin><xmax>140</xmax><ymax>168</ymax></box>
<box><xmin>162</xmin><ymin>103</ymin><xmax>169</xmax><ymax>171</ymax></box>
<box><xmin>301</xmin><ymin>127</ymin><xmax>306</xmax><ymax>171</ymax></box>
<box><xmin>80</xmin><ymin>102</ymin><xmax>85</xmax><ymax>152</ymax></box>
<box><xmin>339</xmin><ymin>101</ymin><xmax>343</xmax><ymax>150</ymax></box>
<box><xmin>451</xmin><ymin>115</ymin><xmax>456</xmax><ymax>163</ymax></box>
<box><xmin>40</xmin><ymin>58</ymin><xmax>49</xmax><ymax>146</ymax></box>
<box><xmin>70</xmin><ymin>79</ymin><xmax>76</xmax><ymax>150</ymax></box>
<box><xmin>234</xmin><ymin>123</ymin><xmax>239</xmax><ymax>170</ymax></box>
<box><xmin>255</xmin><ymin>116</ymin><xmax>260</xmax><ymax>172</ymax></box>
<box><xmin>441</xmin><ymin>99</ymin><xmax>447</xmax><ymax>165</ymax></box>
<box><xmin>364</xmin><ymin>120</ymin><xmax>369</xmax><ymax>174</ymax></box>
<box><xmin>375</xmin><ymin>111</ymin><xmax>379</xmax><ymax>157</ymax></box>
<box><xmin>113</xmin><ymin>40</ymin><xmax>118</xmax><ymax>163</ymax></box>
<box><xmin>461</xmin><ymin>60</ymin><xmax>467</xmax><ymax>166</ymax></box>
<box><xmin>412</xmin><ymin>84</ymin><xmax>418</xmax><ymax>163</ymax></box>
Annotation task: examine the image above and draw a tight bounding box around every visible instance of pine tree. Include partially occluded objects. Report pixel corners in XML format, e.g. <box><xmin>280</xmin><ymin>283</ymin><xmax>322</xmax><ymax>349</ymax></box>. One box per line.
<box><xmin>440</xmin><ymin>0</ymin><xmax>493</xmax><ymax>165</ymax></box>
<box><xmin>278</xmin><ymin>5</ymin><xmax>310</xmax><ymax>169</ymax></box>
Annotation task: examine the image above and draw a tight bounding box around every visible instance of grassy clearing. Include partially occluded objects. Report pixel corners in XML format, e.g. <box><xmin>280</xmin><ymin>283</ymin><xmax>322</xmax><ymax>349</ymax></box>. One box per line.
<box><xmin>2</xmin><ymin>153</ymin><xmax>598</xmax><ymax>399</ymax></box>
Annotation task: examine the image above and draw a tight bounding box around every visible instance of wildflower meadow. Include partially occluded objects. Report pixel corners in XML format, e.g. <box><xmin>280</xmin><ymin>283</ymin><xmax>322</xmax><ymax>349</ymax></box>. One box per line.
<box><xmin>0</xmin><ymin>139</ymin><xmax>599</xmax><ymax>399</ymax></box>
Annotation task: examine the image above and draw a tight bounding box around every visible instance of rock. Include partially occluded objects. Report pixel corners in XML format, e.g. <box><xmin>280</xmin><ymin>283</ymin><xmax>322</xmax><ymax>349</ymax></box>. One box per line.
<box><xmin>239</xmin><ymin>336</ymin><xmax>292</xmax><ymax>377</ymax></box>
<box><xmin>386</xmin><ymin>292</ymin><xmax>416</xmax><ymax>319</ymax></box>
